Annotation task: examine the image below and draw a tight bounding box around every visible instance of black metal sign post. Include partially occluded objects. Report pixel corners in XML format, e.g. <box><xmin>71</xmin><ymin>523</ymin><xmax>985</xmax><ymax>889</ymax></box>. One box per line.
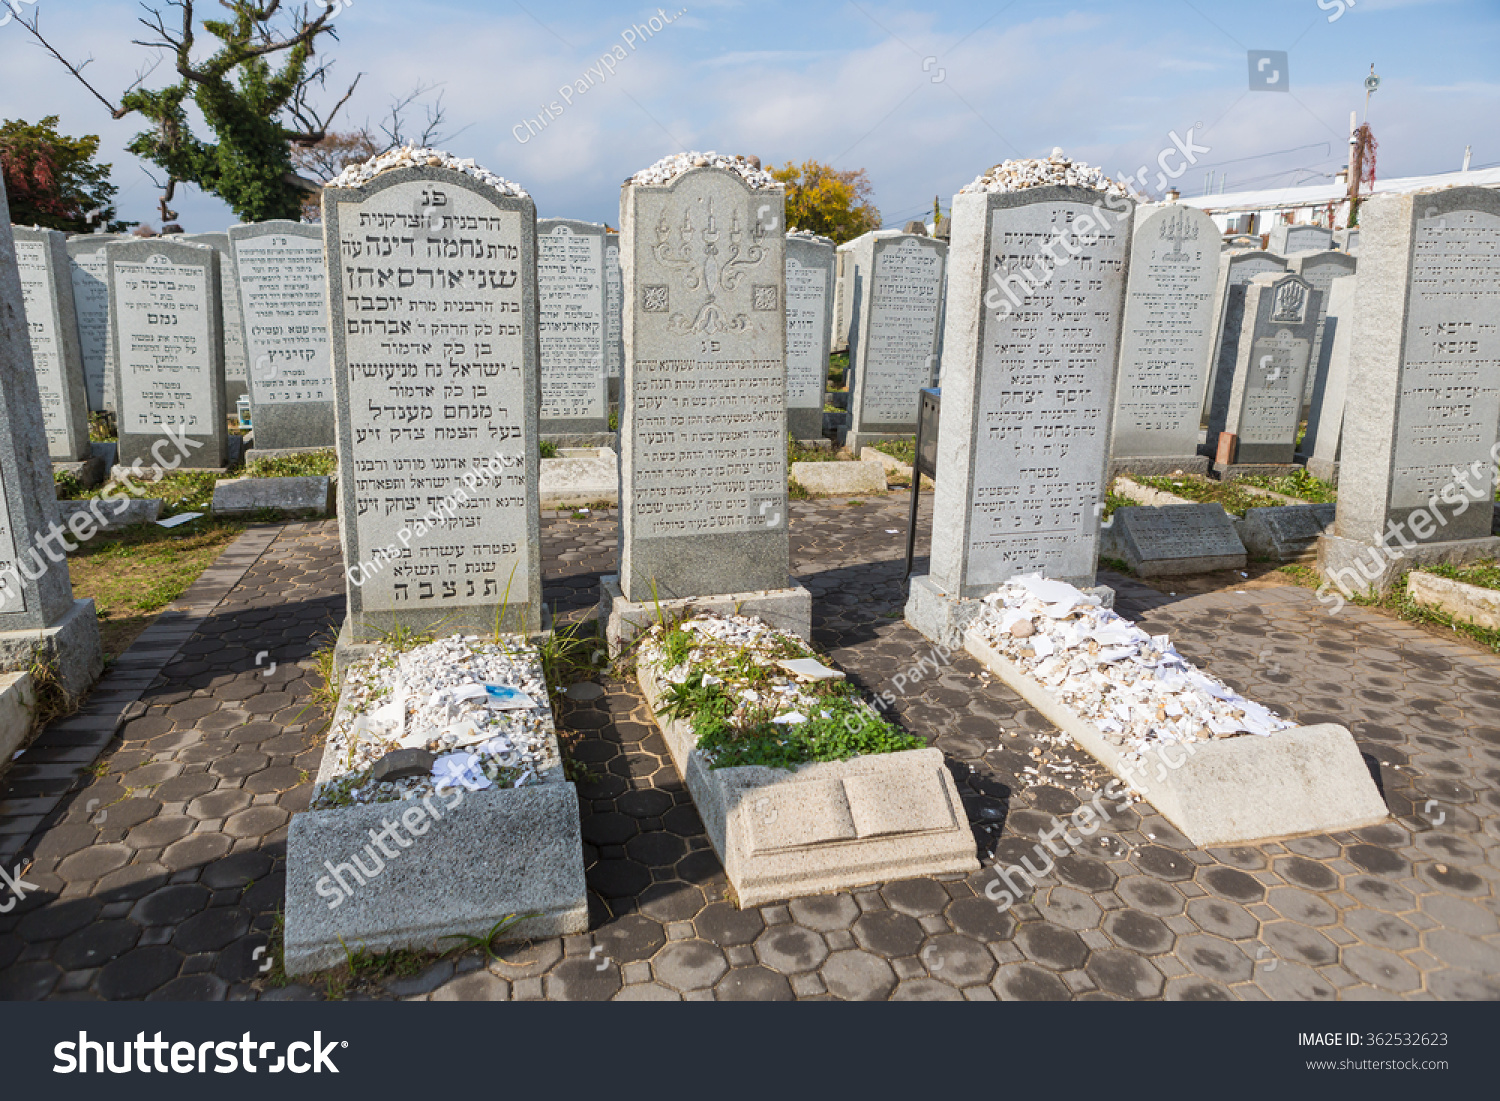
<box><xmin>904</xmin><ymin>387</ymin><xmax>940</xmax><ymax>581</ymax></box>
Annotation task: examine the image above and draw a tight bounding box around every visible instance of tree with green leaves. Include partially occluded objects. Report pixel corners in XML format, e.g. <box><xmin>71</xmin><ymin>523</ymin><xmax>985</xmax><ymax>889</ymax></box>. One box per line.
<box><xmin>0</xmin><ymin>116</ymin><xmax>132</xmax><ymax>232</ymax></box>
<box><xmin>770</xmin><ymin>160</ymin><xmax>882</xmax><ymax>244</ymax></box>
<box><xmin>17</xmin><ymin>0</ymin><xmax>362</xmax><ymax>223</ymax></box>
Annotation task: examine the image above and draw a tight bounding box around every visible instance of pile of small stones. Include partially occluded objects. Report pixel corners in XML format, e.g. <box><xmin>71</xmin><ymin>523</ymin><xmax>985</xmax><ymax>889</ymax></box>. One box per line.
<box><xmin>310</xmin><ymin>635</ymin><xmax>558</xmax><ymax>810</ymax></box>
<box><xmin>961</xmin><ymin>149</ymin><xmax>1129</xmax><ymax>198</ymax></box>
<box><xmin>328</xmin><ymin>145</ymin><xmax>529</xmax><ymax>198</ymax></box>
<box><xmin>629</xmin><ymin>151</ymin><xmax>778</xmax><ymax>190</ymax></box>
<box><xmin>787</xmin><ymin>228</ymin><xmax>833</xmax><ymax>242</ymax></box>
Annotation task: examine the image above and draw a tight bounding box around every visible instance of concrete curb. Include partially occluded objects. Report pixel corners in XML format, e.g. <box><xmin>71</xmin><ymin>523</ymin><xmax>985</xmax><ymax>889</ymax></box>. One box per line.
<box><xmin>1408</xmin><ymin>571</ymin><xmax>1500</xmax><ymax>630</ymax></box>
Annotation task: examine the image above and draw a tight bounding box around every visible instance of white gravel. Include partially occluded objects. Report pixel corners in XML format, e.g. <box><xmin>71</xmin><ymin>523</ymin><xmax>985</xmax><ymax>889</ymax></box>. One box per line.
<box><xmin>628</xmin><ymin>151</ymin><xmax>779</xmax><ymax>190</ymax></box>
<box><xmin>961</xmin><ymin>149</ymin><xmax>1130</xmax><ymax>198</ymax></box>
<box><xmin>328</xmin><ymin>146</ymin><xmax>528</xmax><ymax>198</ymax></box>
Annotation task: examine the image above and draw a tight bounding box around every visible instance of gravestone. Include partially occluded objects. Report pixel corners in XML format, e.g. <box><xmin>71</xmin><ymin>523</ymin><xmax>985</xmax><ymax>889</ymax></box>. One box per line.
<box><xmin>11</xmin><ymin>228</ymin><xmax>90</xmax><ymax>462</ymax></box>
<box><xmin>0</xmin><ymin>183</ymin><xmax>104</xmax><ymax>699</ymax></box>
<box><xmin>1213</xmin><ymin>272</ymin><xmax>1322</xmax><ymax>469</ymax></box>
<box><xmin>65</xmin><ymin>233</ymin><xmax>122</xmax><ymax>412</ymax></box>
<box><xmin>845</xmin><ymin>233</ymin><xmax>946</xmax><ymax>452</ymax></box>
<box><xmin>1303</xmin><ymin>274</ymin><xmax>1356</xmax><ymax>481</ymax></box>
<box><xmin>1335</xmin><ymin>227</ymin><xmax>1360</xmax><ymax>255</ymax></box>
<box><xmin>1109</xmin><ymin>203</ymin><xmax>1218</xmax><ymax>477</ymax></box>
<box><xmin>228</xmin><ymin>220</ymin><xmax>335</xmax><ymax>453</ymax></box>
<box><xmin>536</xmin><ymin>219</ymin><xmax>610</xmax><ymax>444</ymax></box>
<box><xmin>1321</xmin><ymin>186</ymin><xmax>1500</xmax><ymax>593</ymax></box>
<box><xmin>602</xmin><ymin>156</ymin><xmax>806</xmax><ymax>647</ymax></box>
<box><xmin>179</xmin><ymin>233</ymin><xmax>249</xmax><ymax>412</ymax></box>
<box><xmin>323</xmin><ymin>156</ymin><xmax>542</xmax><ymax>651</ymax></box>
<box><xmin>1240</xmin><ymin>502</ymin><xmax>1336</xmax><ymax>561</ymax></box>
<box><xmin>106</xmin><ymin>238</ymin><xmax>227</xmax><ymax>469</ymax></box>
<box><xmin>832</xmin><ymin>239</ymin><xmax>856</xmax><ymax>353</ymax></box>
<box><xmin>604</xmin><ymin>229</ymin><xmax>624</xmax><ymax>403</ymax></box>
<box><xmin>785</xmin><ymin>232</ymin><xmax>834</xmax><ymax>443</ymax></box>
<box><xmin>1288</xmin><ymin>249</ymin><xmax>1357</xmax><ymax>406</ymax></box>
<box><xmin>1109</xmin><ymin>503</ymin><xmax>1246</xmax><ymax>576</ymax></box>
<box><xmin>1268</xmin><ymin>223</ymin><xmax>1333</xmax><ymax>255</ymax></box>
<box><xmin>907</xmin><ymin>177</ymin><xmax>1134</xmax><ymax>648</ymax></box>
<box><xmin>1202</xmin><ymin>249</ymin><xmax>1288</xmax><ymax>426</ymax></box>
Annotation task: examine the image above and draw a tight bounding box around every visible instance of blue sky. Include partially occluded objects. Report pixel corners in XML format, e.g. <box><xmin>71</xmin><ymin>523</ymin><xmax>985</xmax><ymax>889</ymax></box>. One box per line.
<box><xmin>2</xmin><ymin>0</ymin><xmax>1496</xmax><ymax>231</ymax></box>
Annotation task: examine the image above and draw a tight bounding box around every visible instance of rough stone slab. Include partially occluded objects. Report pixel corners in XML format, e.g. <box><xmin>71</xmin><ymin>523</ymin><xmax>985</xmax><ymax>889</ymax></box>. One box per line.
<box><xmin>58</xmin><ymin>497</ymin><xmax>162</xmax><ymax>531</ymax></box>
<box><xmin>903</xmin><ymin>573</ymin><xmax>1114</xmax><ymax>651</ymax></box>
<box><xmin>1111</xmin><ymin>504</ymin><xmax>1247</xmax><ymax>577</ymax></box>
<box><xmin>539</xmin><ymin>448</ymin><xmax>617</xmax><ymax>508</ymax></box>
<box><xmin>860</xmin><ymin>446</ymin><xmax>932</xmax><ymax>489</ymax></box>
<box><xmin>1214</xmin><ymin>462</ymin><xmax>1304</xmax><ymax>481</ymax></box>
<box><xmin>599</xmin><ymin>574</ymin><xmax>809</xmax><ymax>653</ymax></box>
<box><xmin>1107</xmin><ymin>455</ymin><xmax>1210</xmax><ymax>479</ymax></box>
<box><xmin>637</xmin><ymin>657</ymin><xmax>977</xmax><ymax>907</ymax></box>
<box><xmin>1112</xmin><ymin>476</ymin><xmax>1195</xmax><ymax>508</ymax></box>
<box><xmin>1304</xmin><ymin>457</ymin><xmax>1339</xmax><ymax>485</ymax></box>
<box><xmin>789</xmin><ymin>460</ymin><xmax>887</xmax><ymax>497</ymax></box>
<box><xmin>1407</xmin><ymin>572</ymin><xmax>1500</xmax><ymax>630</ymax></box>
<box><xmin>963</xmin><ymin>631</ymin><xmax>1388</xmax><ymax>846</ymax></box>
<box><xmin>0</xmin><ymin>671</ymin><xmax>36</xmax><ymax>764</ymax></box>
<box><xmin>241</xmin><ymin>445</ymin><xmax>336</xmax><ymax>467</ymax></box>
<box><xmin>1319</xmin><ymin>533</ymin><xmax>1500</xmax><ymax>596</ymax></box>
<box><xmin>212</xmin><ymin>475</ymin><xmax>333</xmax><ymax>516</ymax></box>
<box><xmin>283</xmin><ymin>783</ymin><xmax>589</xmax><ymax>975</ymax></box>
<box><xmin>52</xmin><ymin>457</ymin><xmax>105</xmax><ymax>489</ymax></box>
<box><xmin>1237</xmin><ymin>503</ymin><xmax>1336</xmax><ymax>562</ymax></box>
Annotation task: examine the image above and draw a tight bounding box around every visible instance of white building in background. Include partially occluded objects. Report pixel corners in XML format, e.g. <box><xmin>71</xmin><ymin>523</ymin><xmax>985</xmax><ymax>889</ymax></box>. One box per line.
<box><xmin>1177</xmin><ymin>163</ymin><xmax>1500</xmax><ymax>237</ymax></box>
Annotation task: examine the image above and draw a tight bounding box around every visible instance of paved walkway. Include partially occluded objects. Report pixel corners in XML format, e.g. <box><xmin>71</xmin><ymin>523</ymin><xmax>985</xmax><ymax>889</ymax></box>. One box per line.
<box><xmin>1</xmin><ymin>499</ymin><xmax>1498</xmax><ymax>1000</ymax></box>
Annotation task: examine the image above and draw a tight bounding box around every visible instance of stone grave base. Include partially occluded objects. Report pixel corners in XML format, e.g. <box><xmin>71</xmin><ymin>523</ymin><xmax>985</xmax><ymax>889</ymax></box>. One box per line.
<box><xmin>542</xmin><ymin>431</ymin><xmax>616</xmax><ymax>449</ymax></box>
<box><xmin>1107</xmin><ymin>455</ymin><xmax>1210</xmax><ymax>480</ymax></box>
<box><xmin>846</xmin><ymin>430</ymin><xmax>913</xmax><ymax>456</ymax></box>
<box><xmin>53</xmin><ymin>456</ymin><xmax>106</xmax><ymax>490</ymax></box>
<box><xmin>860</xmin><ymin>447</ymin><xmax>932</xmax><ymax>489</ymax></box>
<box><xmin>1407</xmin><ymin>572</ymin><xmax>1500</xmax><ymax>630</ymax></box>
<box><xmin>58</xmin><ymin>498</ymin><xmax>162</xmax><ymax>532</ymax></box>
<box><xmin>0</xmin><ymin>599</ymin><xmax>103</xmax><ymax>701</ymax></box>
<box><xmin>212</xmin><ymin>476</ymin><xmax>334</xmax><ymax>517</ymax></box>
<box><xmin>636</xmin><ymin>660</ymin><xmax>978</xmax><ymax>907</ymax></box>
<box><xmin>0</xmin><ymin>671</ymin><xmax>36</xmax><ymax>763</ymax></box>
<box><xmin>795</xmin><ymin>437</ymin><xmax>832</xmax><ymax>451</ymax></box>
<box><xmin>598</xmin><ymin>574</ymin><xmax>811</xmax><ymax>653</ymax></box>
<box><xmin>905</xmin><ymin>574</ymin><xmax>1114</xmax><ymax>652</ymax></box>
<box><xmin>1319</xmin><ymin>533</ymin><xmax>1500</xmax><ymax>596</ymax></box>
<box><xmin>540</xmin><ymin>448</ymin><xmax>617</xmax><ymax>508</ymax></box>
<box><xmin>332</xmin><ymin>611</ymin><xmax>553</xmax><ymax>680</ymax></box>
<box><xmin>788</xmin><ymin>409</ymin><xmax>825</xmax><ymax>443</ymax></box>
<box><xmin>113</xmin><ymin>464</ymin><xmax>233</xmax><ymax>482</ymax></box>
<box><xmin>789</xmin><ymin>459</ymin><xmax>887</xmax><ymax>497</ymax></box>
<box><xmin>1237</xmin><ymin>504</ymin><xmax>1336</xmax><ymax>563</ymax></box>
<box><xmin>1301</xmin><ymin>456</ymin><xmax>1339</xmax><ymax>486</ymax></box>
<box><xmin>90</xmin><ymin>440</ymin><xmax>118</xmax><ymax>472</ymax></box>
<box><xmin>240</xmin><ymin>445</ymin><xmax>336</xmax><ymax>466</ymax></box>
<box><xmin>1213</xmin><ymin>462</ymin><xmax>1302</xmax><ymax>481</ymax></box>
<box><xmin>963</xmin><ymin>631</ymin><xmax>1388</xmax><ymax>846</ymax></box>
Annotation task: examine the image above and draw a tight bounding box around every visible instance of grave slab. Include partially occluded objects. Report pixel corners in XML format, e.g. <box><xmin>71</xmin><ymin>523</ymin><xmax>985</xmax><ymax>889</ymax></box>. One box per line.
<box><xmin>212</xmin><ymin>475</ymin><xmax>334</xmax><ymax>516</ymax></box>
<box><xmin>1236</xmin><ymin>503</ymin><xmax>1336</xmax><ymax>562</ymax></box>
<box><xmin>539</xmin><ymin>447</ymin><xmax>617</xmax><ymax>508</ymax></box>
<box><xmin>1110</xmin><ymin>504</ymin><xmax>1246</xmax><ymax>576</ymax></box>
<box><xmin>789</xmin><ymin>459</ymin><xmax>887</xmax><ymax>497</ymax></box>
<box><xmin>1407</xmin><ymin>571</ymin><xmax>1500</xmax><ymax>630</ymax></box>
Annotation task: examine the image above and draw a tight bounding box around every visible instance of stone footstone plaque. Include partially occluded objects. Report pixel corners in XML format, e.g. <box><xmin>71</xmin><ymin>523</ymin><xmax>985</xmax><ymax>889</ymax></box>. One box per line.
<box><xmin>1109</xmin><ymin>203</ymin><xmax>1218</xmax><ymax>477</ymax></box>
<box><xmin>1322</xmin><ymin>186</ymin><xmax>1500</xmax><ymax>593</ymax></box>
<box><xmin>906</xmin><ymin>181</ymin><xmax>1134</xmax><ymax>647</ymax></box>
<box><xmin>1111</xmin><ymin>503</ymin><xmax>1246</xmax><ymax>576</ymax></box>
<box><xmin>1203</xmin><ymin>249</ymin><xmax>1289</xmax><ymax>438</ymax></box>
<box><xmin>537</xmin><ymin>219</ymin><xmax>610</xmax><ymax>444</ymax></box>
<box><xmin>785</xmin><ymin>232</ymin><xmax>834</xmax><ymax>442</ymax></box>
<box><xmin>604</xmin><ymin>160</ymin><xmax>806</xmax><ymax>648</ymax></box>
<box><xmin>0</xmin><ymin>182</ymin><xmax>104</xmax><ymax>698</ymax></box>
<box><xmin>228</xmin><ymin>221</ymin><xmax>335</xmax><ymax>451</ymax></box>
<box><xmin>604</xmin><ymin>229</ymin><xmax>624</xmax><ymax>404</ymax></box>
<box><xmin>846</xmin><ymin>233</ymin><xmax>946</xmax><ymax>452</ymax></box>
<box><xmin>1288</xmin><ymin>249</ymin><xmax>1357</xmax><ymax>406</ymax></box>
<box><xmin>324</xmin><ymin>161</ymin><xmax>543</xmax><ymax>646</ymax></box>
<box><xmin>1240</xmin><ymin>502</ymin><xmax>1336</xmax><ymax>562</ymax></box>
<box><xmin>1303</xmin><ymin>275</ymin><xmax>1356</xmax><ymax>481</ymax></box>
<box><xmin>1268</xmin><ymin>223</ymin><xmax>1333</xmax><ymax>255</ymax></box>
<box><xmin>179</xmin><ymin>233</ymin><xmax>249</xmax><ymax>412</ymax></box>
<box><xmin>65</xmin><ymin>234</ymin><xmax>122</xmax><ymax>413</ymax></box>
<box><xmin>106</xmin><ymin>238</ymin><xmax>227</xmax><ymax>469</ymax></box>
<box><xmin>12</xmin><ymin>228</ymin><xmax>90</xmax><ymax>461</ymax></box>
<box><xmin>1216</xmin><ymin>272</ymin><xmax>1322</xmax><ymax>466</ymax></box>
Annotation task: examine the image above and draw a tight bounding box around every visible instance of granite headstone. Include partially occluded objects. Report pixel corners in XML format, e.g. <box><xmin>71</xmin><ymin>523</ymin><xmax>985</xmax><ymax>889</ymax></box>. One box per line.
<box><xmin>1268</xmin><ymin>223</ymin><xmax>1333</xmax><ymax>255</ymax></box>
<box><xmin>1288</xmin><ymin>249</ymin><xmax>1357</xmax><ymax>406</ymax></box>
<box><xmin>785</xmin><ymin>232</ymin><xmax>834</xmax><ymax>442</ymax></box>
<box><xmin>11</xmin><ymin>227</ymin><xmax>90</xmax><ymax>461</ymax></box>
<box><xmin>1216</xmin><ymin>272</ymin><xmax>1322</xmax><ymax>466</ymax></box>
<box><xmin>604</xmin><ymin>229</ymin><xmax>624</xmax><ymax>403</ymax></box>
<box><xmin>1203</xmin><ymin>249</ymin><xmax>1289</xmax><ymax>426</ymax></box>
<box><xmin>65</xmin><ymin>233</ymin><xmax>122</xmax><ymax>412</ymax></box>
<box><xmin>536</xmin><ymin>219</ymin><xmax>609</xmax><ymax>444</ymax></box>
<box><xmin>179</xmin><ymin>233</ymin><xmax>249</xmax><ymax>411</ymax></box>
<box><xmin>1303</xmin><ymin>274</ymin><xmax>1356</xmax><ymax>481</ymax></box>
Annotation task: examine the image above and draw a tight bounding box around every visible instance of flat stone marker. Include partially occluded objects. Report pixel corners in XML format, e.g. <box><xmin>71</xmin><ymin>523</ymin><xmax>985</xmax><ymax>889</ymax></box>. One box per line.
<box><xmin>1202</xmin><ymin>249</ymin><xmax>1287</xmax><ymax>422</ymax></box>
<box><xmin>785</xmin><ymin>232</ymin><xmax>834</xmax><ymax>442</ymax></box>
<box><xmin>1111</xmin><ymin>503</ymin><xmax>1246</xmax><ymax>576</ymax></box>
<box><xmin>537</xmin><ymin>219</ymin><xmax>610</xmax><ymax>444</ymax></box>
<box><xmin>1239</xmin><ymin>502</ymin><xmax>1336</xmax><ymax>562</ymax></box>
<box><xmin>179</xmin><ymin>233</ymin><xmax>249</xmax><ymax>411</ymax></box>
<box><xmin>906</xmin><ymin>173</ymin><xmax>1133</xmax><ymax>648</ymax></box>
<box><xmin>1303</xmin><ymin>274</ymin><xmax>1356</xmax><ymax>481</ymax></box>
<box><xmin>65</xmin><ymin>233</ymin><xmax>122</xmax><ymax>413</ymax></box>
<box><xmin>228</xmin><ymin>220</ymin><xmax>335</xmax><ymax>451</ymax></box>
<box><xmin>1322</xmin><ymin>186</ymin><xmax>1500</xmax><ymax>593</ymax></box>
<box><xmin>1268</xmin><ymin>223</ymin><xmax>1333</xmax><ymax>255</ymax></box>
<box><xmin>106</xmin><ymin>237</ymin><xmax>227</xmax><ymax>469</ymax></box>
<box><xmin>1288</xmin><ymin>249</ymin><xmax>1357</xmax><ymax>406</ymax></box>
<box><xmin>323</xmin><ymin>158</ymin><xmax>543</xmax><ymax>646</ymax></box>
<box><xmin>604</xmin><ymin>229</ymin><xmax>624</xmax><ymax>402</ymax></box>
<box><xmin>602</xmin><ymin>155</ymin><xmax>808</xmax><ymax>648</ymax></box>
<box><xmin>212</xmin><ymin>474</ymin><xmax>333</xmax><ymax>516</ymax></box>
<box><xmin>845</xmin><ymin>233</ymin><xmax>946</xmax><ymax>452</ymax></box>
<box><xmin>0</xmin><ymin>180</ymin><xmax>104</xmax><ymax>699</ymax></box>
<box><xmin>1213</xmin><ymin>272</ymin><xmax>1323</xmax><ymax>467</ymax></box>
<box><xmin>1110</xmin><ymin>203</ymin><xmax>1218</xmax><ymax>477</ymax></box>
<box><xmin>11</xmin><ymin>227</ymin><xmax>90</xmax><ymax>462</ymax></box>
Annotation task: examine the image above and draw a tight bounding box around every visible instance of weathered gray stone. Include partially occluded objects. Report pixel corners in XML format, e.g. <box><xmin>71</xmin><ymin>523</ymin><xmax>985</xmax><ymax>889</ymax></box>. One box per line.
<box><xmin>537</xmin><ymin>219</ymin><xmax>609</xmax><ymax>440</ymax></box>
<box><xmin>603</xmin><ymin>229</ymin><xmax>623</xmax><ymax>401</ymax></box>
<box><xmin>1236</xmin><ymin>503</ymin><xmax>1335</xmax><ymax>562</ymax></box>
<box><xmin>539</xmin><ymin>448</ymin><xmax>617</xmax><ymax>508</ymax></box>
<box><xmin>845</xmin><ymin>233</ymin><xmax>945</xmax><ymax>452</ymax></box>
<box><xmin>1287</xmin><ymin>250</ymin><xmax>1357</xmax><ymax>407</ymax></box>
<box><xmin>1111</xmin><ymin>504</ymin><xmax>1246</xmax><ymax>576</ymax></box>
<box><xmin>788</xmin><ymin>459</ymin><xmax>886</xmax><ymax>497</ymax></box>
<box><xmin>1334</xmin><ymin>227</ymin><xmax>1359</xmax><ymax>255</ymax></box>
<box><xmin>323</xmin><ymin>164</ymin><xmax>543</xmax><ymax>641</ymax></box>
<box><xmin>105</xmin><ymin>237</ymin><xmax>227</xmax><ymax>469</ymax></box>
<box><xmin>227</xmin><ymin>221</ymin><xmax>335</xmax><ymax>451</ymax></box>
<box><xmin>964</xmin><ymin>631</ymin><xmax>1388</xmax><ymax>846</ymax></box>
<box><xmin>1302</xmin><ymin>275</ymin><xmax>1356</xmax><ymax>481</ymax></box>
<box><xmin>1202</xmin><ymin>250</ymin><xmax>1288</xmax><ymax>422</ymax></box>
<box><xmin>0</xmin><ymin>671</ymin><xmax>34</xmax><ymax>764</ymax></box>
<box><xmin>369</xmin><ymin>748</ymin><xmax>437</xmax><ymax>784</ymax></box>
<box><xmin>12</xmin><ymin>228</ymin><xmax>90</xmax><ymax>461</ymax></box>
<box><xmin>1111</xmin><ymin>204</ymin><xmax>1218</xmax><ymax>474</ymax></box>
<box><xmin>57</xmin><ymin>497</ymin><xmax>162</xmax><ymax>531</ymax></box>
<box><xmin>211</xmin><ymin>475</ymin><xmax>333</xmax><ymax>516</ymax></box>
<box><xmin>1407</xmin><ymin>571</ymin><xmax>1500</xmax><ymax>629</ymax></box>
<box><xmin>177</xmin><ymin>233</ymin><xmax>248</xmax><ymax>410</ymax></box>
<box><xmin>1268</xmin><ymin>223</ymin><xmax>1333</xmax><ymax>255</ymax></box>
<box><xmin>785</xmin><ymin>234</ymin><xmax>834</xmax><ymax>441</ymax></box>
<box><xmin>65</xmin><ymin>234</ymin><xmax>122</xmax><ymax>413</ymax></box>
<box><xmin>833</xmin><ymin>239</ymin><xmax>855</xmax><ymax>353</ymax></box>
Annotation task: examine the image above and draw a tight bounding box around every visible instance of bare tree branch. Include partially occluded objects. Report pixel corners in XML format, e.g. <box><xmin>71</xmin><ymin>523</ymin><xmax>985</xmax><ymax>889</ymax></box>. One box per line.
<box><xmin>16</xmin><ymin>11</ymin><xmax>130</xmax><ymax>118</ymax></box>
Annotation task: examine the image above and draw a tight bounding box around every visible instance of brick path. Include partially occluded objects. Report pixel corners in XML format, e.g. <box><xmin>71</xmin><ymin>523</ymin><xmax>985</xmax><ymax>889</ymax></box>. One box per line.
<box><xmin>1</xmin><ymin>499</ymin><xmax>1497</xmax><ymax>1001</ymax></box>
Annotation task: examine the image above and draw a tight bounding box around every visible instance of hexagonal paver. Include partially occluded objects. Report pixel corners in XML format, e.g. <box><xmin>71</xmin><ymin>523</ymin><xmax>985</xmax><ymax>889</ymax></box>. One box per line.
<box><xmin>694</xmin><ymin>901</ymin><xmax>763</xmax><ymax>947</ymax></box>
<box><xmin>992</xmin><ymin>963</ymin><xmax>1071</xmax><ymax>1001</ymax></box>
<box><xmin>652</xmin><ymin>940</ymin><xmax>728</xmax><ymax>993</ymax></box>
<box><xmin>715</xmin><ymin>966</ymin><xmax>793</xmax><ymax>1001</ymax></box>
<box><xmin>1016</xmin><ymin>923</ymin><xmax>1087</xmax><ymax>971</ymax></box>
<box><xmin>853</xmin><ymin>909</ymin><xmax>925</xmax><ymax>958</ymax></box>
<box><xmin>1177</xmin><ymin>934</ymin><xmax>1255</xmax><ymax>983</ymax></box>
<box><xmin>1340</xmin><ymin>945</ymin><xmax>1421</xmax><ymax>993</ymax></box>
<box><xmin>755</xmin><ymin>924</ymin><xmax>829</xmax><ymax>975</ymax></box>
<box><xmin>820</xmin><ymin>950</ymin><xmax>896</xmax><ymax>1001</ymax></box>
<box><xmin>1038</xmin><ymin>886</ymin><xmax>1103</xmax><ymax>931</ymax></box>
<box><xmin>919</xmin><ymin>934</ymin><xmax>996</xmax><ymax>987</ymax></box>
<box><xmin>543</xmin><ymin>957</ymin><xmax>622</xmax><ymax>1001</ymax></box>
<box><xmin>880</xmin><ymin>878</ymin><xmax>950</xmax><ymax>917</ymax></box>
<box><xmin>787</xmin><ymin>893</ymin><xmax>860</xmax><ymax>932</ymax></box>
<box><xmin>1104</xmin><ymin>909</ymin><xmax>1173</xmax><ymax>955</ymax></box>
<box><xmin>1086</xmin><ymin>950</ymin><xmax>1164</xmax><ymax>999</ymax></box>
<box><xmin>892</xmin><ymin>978</ymin><xmax>965</xmax><ymax>1001</ymax></box>
<box><xmin>1260</xmin><ymin>921</ymin><xmax>1338</xmax><ymax>967</ymax></box>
